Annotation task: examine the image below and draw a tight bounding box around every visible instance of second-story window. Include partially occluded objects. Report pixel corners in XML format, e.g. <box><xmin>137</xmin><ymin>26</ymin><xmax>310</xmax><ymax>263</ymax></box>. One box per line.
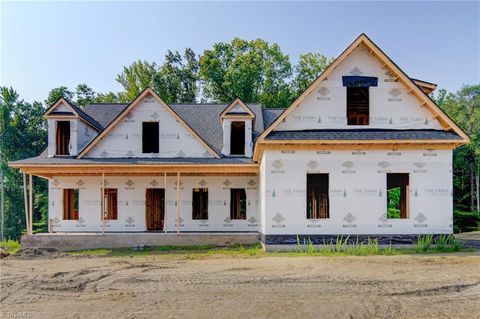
<box><xmin>347</xmin><ymin>87</ymin><xmax>369</xmax><ymax>125</ymax></box>
<box><xmin>230</xmin><ymin>121</ymin><xmax>245</xmax><ymax>155</ymax></box>
<box><xmin>142</xmin><ymin>122</ymin><xmax>159</xmax><ymax>153</ymax></box>
<box><xmin>56</xmin><ymin>121</ymin><xmax>70</xmax><ymax>155</ymax></box>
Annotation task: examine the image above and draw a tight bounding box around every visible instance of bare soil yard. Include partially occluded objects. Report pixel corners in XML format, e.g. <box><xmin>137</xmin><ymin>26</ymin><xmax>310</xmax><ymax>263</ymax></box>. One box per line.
<box><xmin>1</xmin><ymin>251</ymin><xmax>479</xmax><ymax>319</ymax></box>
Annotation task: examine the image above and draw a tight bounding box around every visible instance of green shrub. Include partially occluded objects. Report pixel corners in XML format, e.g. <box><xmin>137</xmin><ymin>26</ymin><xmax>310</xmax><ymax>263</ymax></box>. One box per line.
<box><xmin>453</xmin><ymin>210</ymin><xmax>480</xmax><ymax>233</ymax></box>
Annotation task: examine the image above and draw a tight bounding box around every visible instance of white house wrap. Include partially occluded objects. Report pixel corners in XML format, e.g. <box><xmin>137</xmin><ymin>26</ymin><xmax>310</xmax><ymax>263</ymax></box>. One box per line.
<box><xmin>10</xmin><ymin>34</ymin><xmax>469</xmax><ymax>249</ymax></box>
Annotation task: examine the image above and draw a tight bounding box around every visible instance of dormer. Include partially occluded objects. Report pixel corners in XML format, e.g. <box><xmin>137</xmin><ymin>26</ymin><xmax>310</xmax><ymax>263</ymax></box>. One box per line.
<box><xmin>220</xmin><ymin>99</ymin><xmax>255</xmax><ymax>157</ymax></box>
<box><xmin>44</xmin><ymin>98</ymin><xmax>101</xmax><ymax>157</ymax></box>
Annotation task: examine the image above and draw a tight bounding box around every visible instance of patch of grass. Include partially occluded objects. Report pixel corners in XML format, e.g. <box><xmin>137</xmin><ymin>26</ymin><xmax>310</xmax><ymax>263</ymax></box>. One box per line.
<box><xmin>67</xmin><ymin>236</ymin><xmax>472</xmax><ymax>258</ymax></box>
<box><xmin>0</xmin><ymin>240</ymin><xmax>21</xmax><ymax>254</ymax></box>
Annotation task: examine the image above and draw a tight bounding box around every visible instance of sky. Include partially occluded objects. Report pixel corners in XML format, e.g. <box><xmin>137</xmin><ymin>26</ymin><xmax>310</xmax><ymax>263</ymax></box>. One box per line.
<box><xmin>1</xmin><ymin>1</ymin><xmax>479</xmax><ymax>104</ymax></box>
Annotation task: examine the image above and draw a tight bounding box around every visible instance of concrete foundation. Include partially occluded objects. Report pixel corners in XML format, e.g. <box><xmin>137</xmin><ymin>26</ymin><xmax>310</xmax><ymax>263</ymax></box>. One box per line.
<box><xmin>21</xmin><ymin>232</ymin><xmax>260</xmax><ymax>251</ymax></box>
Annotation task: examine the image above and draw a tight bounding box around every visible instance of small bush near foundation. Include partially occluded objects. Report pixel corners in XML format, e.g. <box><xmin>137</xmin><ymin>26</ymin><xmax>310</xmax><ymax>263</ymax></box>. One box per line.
<box><xmin>0</xmin><ymin>240</ymin><xmax>21</xmax><ymax>255</ymax></box>
<box><xmin>453</xmin><ymin>210</ymin><xmax>480</xmax><ymax>233</ymax></box>
<box><xmin>415</xmin><ymin>234</ymin><xmax>462</xmax><ymax>253</ymax></box>
<box><xmin>295</xmin><ymin>236</ymin><xmax>388</xmax><ymax>256</ymax></box>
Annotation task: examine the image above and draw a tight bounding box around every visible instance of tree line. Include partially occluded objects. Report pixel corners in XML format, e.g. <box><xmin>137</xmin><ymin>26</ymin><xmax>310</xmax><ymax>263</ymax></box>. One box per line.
<box><xmin>0</xmin><ymin>38</ymin><xmax>478</xmax><ymax>240</ymax></box>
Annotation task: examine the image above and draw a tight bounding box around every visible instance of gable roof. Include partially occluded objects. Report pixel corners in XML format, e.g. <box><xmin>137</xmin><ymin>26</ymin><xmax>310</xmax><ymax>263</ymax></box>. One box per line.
<box><xmin>220</xmin><ymin>98</ymin><xmax>256</xmax><ymax>119</ymax></box>
<box><xmin>255</xmin><ymin>34</ymin><xmax>470</xmax><ymax>147</ymax></box>
<box><xmin>77</xmin><ymin>88</ymin><xmax>221</xmax><ymax>158</ymax></box>
<box><xmin>82</xmin><ymin>103</ymin><xmax>129</xmax><ymax>128</ymax></box>
<box><xmin>44</xmin><ymin>98</ymin><xmax>103</xmax><ymax>131</ymax></box>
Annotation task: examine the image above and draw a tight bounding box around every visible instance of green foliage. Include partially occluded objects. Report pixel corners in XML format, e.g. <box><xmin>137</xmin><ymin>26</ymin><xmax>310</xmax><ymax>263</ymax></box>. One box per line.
<box><xmin>291</xmin><ymin>52</ymin><xmax>333</xmax><ymax>95</ymax></box>
<box><xmin>0</xmin><ymin>239</ymin><xmax>21</xmax><ymax>254</ymax></box>
<box><xmin>435</xmin><ymin>84</ymin><xmax>480</xmax><ymax>212</ymax></box>
<box><xmin>387</xmin><ymin>187</ymin><xmax>401</xmax><ymax>218</ymax></box>
<box><xmin>45</xmin><ymin>86</ymin><xmax>74</xmax><ymax>106</ymax></box>
<box><xmin>415</xmin><ymin>234</ymin><xmax>434</xmax><ymax>252</ymax></box>
<box><xmin>116</xmin><ymin>60</ymin><xmax>158</xmax><ymax>101</ymax></box>
<box><xmin>152</xmin><ymin>48</ymin><xmax>199</xmax><ymax>103</ymax></box>
<box><xmin>75</xmin><ymin>84</ymin><xmax>96</xmax><ymax>107</ymax></box>
<box><xmin>1</xmin><ymin>87</ymin><xmax>48</xmax><ymax>239</ymax></box>
<box><xmin>453</xmin><ymin>210</ymin><xmax>480</xmax><ymax>233</ymax></box>
<box><xmin>199</xmin><ymin>38</ymin><xmax>293</xmax><ymax>107</ymax></box>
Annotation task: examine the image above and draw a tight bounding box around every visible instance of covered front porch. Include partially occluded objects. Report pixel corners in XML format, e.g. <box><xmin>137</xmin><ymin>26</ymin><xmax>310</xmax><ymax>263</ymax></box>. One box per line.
<box><xmin>10</xmin><ymin>159</ymin><xmax>259</xmax><ymax>237</ymax></box>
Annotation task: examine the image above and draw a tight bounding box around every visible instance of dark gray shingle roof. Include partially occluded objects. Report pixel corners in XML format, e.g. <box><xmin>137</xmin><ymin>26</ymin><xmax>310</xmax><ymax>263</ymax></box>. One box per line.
<box><xmin>82</xmin><ymin>103</ymin><xmax>129</xmax><ymax>128</ymax></box>
<box><xmin>11</xmin><ymin>156</ymin><xmax>254</xmax><ymax>166</ymax></box>
<box><xmin>262</xmin><ymin>108</ymin><xmax>284</xmax><ymax>128</ymax></box>
<box><xmin>265</xmin><ymin>129</ymin><xmax>463</xmax><ymax>141</ymax></box>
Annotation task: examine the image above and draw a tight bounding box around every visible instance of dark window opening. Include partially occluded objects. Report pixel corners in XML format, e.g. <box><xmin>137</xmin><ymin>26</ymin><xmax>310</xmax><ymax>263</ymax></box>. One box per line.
<box><xmin>230</xmin><ymin>189</ymin><xmax>247</xmax><ymax>220</ymax></box>
<box><xmin>56</xmin><ymin>121</ymin><xmax>70</xmax><ymax>155</ymax></box>
<box><xmin>306</xmin><ymin>174</ymin><xmax>329</xmax><ymax>219</ymax></box>
<box><xmin>347</xmin><ymin>87</ymin><xmax>369</xmax><ymax>125</ymax></box>
<box><xmin>387</xmin><ymin>173</ymin><xmax>409</xmax><ymax>219</ymax></box>
<box><xmin>63</xmin><ymin>189</ymin><xmax>79</xmax><ymax>220</ymax></box>
<box><xmin>192</xmin><ymin>188</ymin><xmax>208</xmax><ymax>220</ymax></box>
<box><xmin>230</xmin><ymin>121</ymin><xmax>245</xmax><ymax>155</ymax></box>
<box><xmin>104</xmin><ymin>188</ymin><xmax>118</xmax><ymax>220</ymax></box>
<box><xmin>142</xmin><ymin>122</ymin><xmax>159</xmax><ymax>153</ymax></box>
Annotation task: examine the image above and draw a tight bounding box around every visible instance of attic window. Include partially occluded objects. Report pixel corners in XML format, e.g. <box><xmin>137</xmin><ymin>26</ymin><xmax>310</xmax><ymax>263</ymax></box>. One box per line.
<box><xmin>347</xmin><ymin>87</ymin><xmax>369</xmax><ymax>125</ymax></box>
<box><xmin>387</xmin><ymin>173</ymin><xmax>409</xmax><ymax>219</ymax></box>
<box><xmin>343</xmin><ymin>76</ymin><xmax>377</xmax><ymax>126</ymax></box>
<box><xmin>230</xmin><ymin>121</ymin><xmax>245</xmax><ymax>155</ymax></box>
<box><xmin>56</xmin><ymin>121</ymin><xmax>70</xmax><ymax>155</ymax></box>
<box><xmin>142</xmin><ymin>122</ymin><xmax>159</xmax><ymax>153</ymax></box>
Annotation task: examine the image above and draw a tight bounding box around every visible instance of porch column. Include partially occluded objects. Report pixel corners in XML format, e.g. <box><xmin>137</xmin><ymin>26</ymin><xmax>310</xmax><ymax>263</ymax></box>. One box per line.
<box><xmin>29</xmin><ymin>174</ymin><xmax>33</xmax><ymax>235</ymax></box>
<box><xmin>101</xmin><ymin>172</ymin><xmax>105</xmax><ymax>235</ymax></box>
<box><xmin>23</xmin><ymin>173</ymin><xmax>29</xmax><ymax>235</ymax></box>
<box><xmin>164</xmin><ymin>172</ymin><xmax>167</xmax><ymax>234</ymax></box>
<box><xmin>176</xmin><ymin>172</ymin><xmax>180</xmax><ymax>234</ymax></box>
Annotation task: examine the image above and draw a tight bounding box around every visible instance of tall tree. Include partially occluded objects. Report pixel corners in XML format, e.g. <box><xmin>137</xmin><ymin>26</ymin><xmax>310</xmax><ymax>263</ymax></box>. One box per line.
<box><xmin>152</xmin><ymin>48</ymin><xmax>199</xmax><ymax>103</ymax></box>
<box><xmin>199</xmin><ymin>38</ymin><xmax>292</xmax><ymax>107</ymax></box>
<box><xmin>436</xmin><ymin>84</ymin><xmax>480</xmax><ymax>211</ymax></box>
<box><xmin>291</xmin><ymin>52</ymin><xmax>333</xmax><ymax>96</ymax></box>
<box><xmin>1</xmin><ymin>87</ymin><xmax>48</xmax><ymax>239</ymax></box>
<box><xmin>45</xmin><ymin>86</ymin><xmax>74</xmax><ymax>106</ymax></box>
<box><xmin>75</xmin><ymin>84</ymin><xmax>96</xmax><ymax>107</ymax></box>
<box><xmin>116</xmin><ymin>60</ymin><xmax>157</xmax><ymax>101</ymax></box>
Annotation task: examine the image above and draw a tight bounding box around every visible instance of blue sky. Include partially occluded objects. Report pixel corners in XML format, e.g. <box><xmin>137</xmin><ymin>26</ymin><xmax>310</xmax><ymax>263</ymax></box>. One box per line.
<box><xmin>1</xmin><ymin>1</ymin><xmax>479</xmax><ymax>103</ymax></box>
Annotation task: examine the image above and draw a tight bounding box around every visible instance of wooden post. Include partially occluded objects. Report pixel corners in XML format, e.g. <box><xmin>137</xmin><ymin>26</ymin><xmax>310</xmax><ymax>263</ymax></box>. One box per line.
<box><xmin>23</xmin><ymin>173</ymin><xmax>29</xmax><ymax>236</ymax></box>
<box><xmin>164</xmin><ymin>172</ymin><xmax>167</xmax><ymax>234</ymax></box>
<box><xmin>176</xmin><ymin>172</ymin><xmax>180</xmax><ymax>234</ymax></box>
<box><xmin>29</xmin><ymin>174</ymin><xmax>33</xmax><ymax>235</ymax></box>
<box><xmin>101</xmin><ymin>172</ymin><xmax>105</xmax><ymax>235</ymax></box>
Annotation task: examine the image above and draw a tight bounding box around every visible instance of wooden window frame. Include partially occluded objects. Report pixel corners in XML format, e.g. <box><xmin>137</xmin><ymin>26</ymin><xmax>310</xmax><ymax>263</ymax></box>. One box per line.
<box><xmin>230</xmin><ymin>188</ymin><xmax>247</xmax><ymax>220</ymax></box>
<box><xmin>56</xmin><ymin>121</ymin><xmax>71</xmax><ymax>155</ymax></box>
<box><xmin>63</xmin><ymin>189</ymin><xmax>79</xmax><ymax>220</ymax></box>
<box><xmin>306</xmin><ymin>174</ymin><xmax>330</xmax><ymax>219</ymax></box>
<box><xmin>142</xmin><ymin>122</ymin><xmax>160</xmax><ymax>154</ymax></box>
<box><xmin>104</xmin><ymin>188</ymin><xmax>118</xmax><ymax>220</ymax></box>
<box><xmin>192</xmin><ymin>188</ymin><xmax>208</xmax><ymax>220</ymax></box>
<box><xmin>386</xmin><ymin>173</ymin><xmax>410</xmax><ymax>219</ymax></box>
<box><xmin>230</xmin><ymin>121</ymin><xmax>245</xmax><ymax>156</ymax></box>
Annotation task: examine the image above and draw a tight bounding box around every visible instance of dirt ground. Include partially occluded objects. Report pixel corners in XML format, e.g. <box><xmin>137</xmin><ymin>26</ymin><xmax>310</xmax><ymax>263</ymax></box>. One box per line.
<box><xmin>1</xmin><ymin>252</ymin><xmax>479</xmax><ymax>319</ymax></box>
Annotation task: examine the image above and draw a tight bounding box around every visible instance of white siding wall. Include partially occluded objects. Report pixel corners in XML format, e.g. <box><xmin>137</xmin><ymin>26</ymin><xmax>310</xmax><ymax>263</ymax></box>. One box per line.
<box><xmin>48</xmin><ymin>175</ymin><xmax>259</xmax><ymax>232</ymax></box>
<box><xmin>85</xmin><ymin>96</ymin><xmax>214</xmax><ymax>158</ymax></box>
<box><xmin>261</xmin><ymin>149</ymin><xmax>453</xmax><ymax>235</ymax></box>
<box><xmin>275</xmin><ymin>46</ymin><xmax>442</xmax><ymax>131</ymax></box>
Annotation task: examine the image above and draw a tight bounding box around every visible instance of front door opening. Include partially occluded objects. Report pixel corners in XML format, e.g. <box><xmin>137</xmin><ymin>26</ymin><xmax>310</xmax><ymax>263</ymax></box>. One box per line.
<box><xmin>230</xmin><ymin>121</ymin><xmax>245</xmax><ymax>155</ymax></box>
<box><xmin>387</xmin><ymin>173</ymin><xmax>409</xmax><ymax>219</ymax></box>
<box><xmin>146</xmin><ymin>188</ymin><xmax>165</xmax><ymax>231</ymax></box>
